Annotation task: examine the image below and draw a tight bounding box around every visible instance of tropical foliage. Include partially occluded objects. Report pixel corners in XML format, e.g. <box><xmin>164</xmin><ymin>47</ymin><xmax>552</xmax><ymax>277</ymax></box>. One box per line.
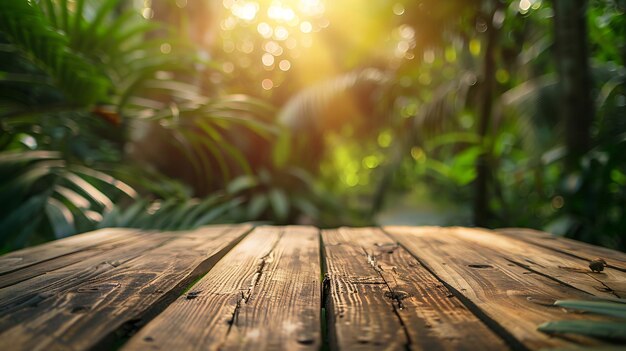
<box><xmin>0</xmin><ymin>0</ymin><xmax>624</xmax><ymax>252</ymax></box>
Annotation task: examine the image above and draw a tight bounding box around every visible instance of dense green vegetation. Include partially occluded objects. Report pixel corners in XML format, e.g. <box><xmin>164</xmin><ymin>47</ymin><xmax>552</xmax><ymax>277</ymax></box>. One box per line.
<box><xmin>0</xmin><ymin>0</ymin><xmax>624</xmax><ymax>252</ymax></box>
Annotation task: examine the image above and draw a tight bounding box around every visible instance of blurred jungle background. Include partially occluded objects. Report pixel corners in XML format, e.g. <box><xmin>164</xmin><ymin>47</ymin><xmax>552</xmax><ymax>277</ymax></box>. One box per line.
<box><xmin>1</xmin><ymin>0</ymin><xmax>624</xmax><ymax>252</ymax></box>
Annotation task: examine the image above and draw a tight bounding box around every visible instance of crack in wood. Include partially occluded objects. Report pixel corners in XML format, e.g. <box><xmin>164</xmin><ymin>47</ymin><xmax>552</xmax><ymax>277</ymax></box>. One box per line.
<box><xmin>225</xmin><ymin>230</ymin><xmax>283</xmax><ymax>336</ymax></box>
<box><xmin>386</xmin><ymin>235</ymin><xmax>530</xmax><ymax>351</ymax></box>
<box><xmin>361</xmin><ymin>246</ymin><xmax>412</xmax><ymax>349</ymax></box>
<box><xmin>496</xmin><ymin>230</ymin><xmax>626</xmax><ymax>273</ymax></box>
<box><xmin>586</xmin><ymin>273</ymin><xmax>621</xmax><ymax>298</ymax></box>
<box><xmin>504</xmin><ymin>257</ymin><xmax>594</xmax><ymax>297</ymax></box>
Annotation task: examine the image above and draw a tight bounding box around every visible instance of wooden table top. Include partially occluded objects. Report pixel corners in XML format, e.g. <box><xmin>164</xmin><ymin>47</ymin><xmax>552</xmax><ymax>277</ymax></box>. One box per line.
<box><xmin>0</xmin><ymin>225</ymin><xmax>624</xmax><ymax>350</ymax></box>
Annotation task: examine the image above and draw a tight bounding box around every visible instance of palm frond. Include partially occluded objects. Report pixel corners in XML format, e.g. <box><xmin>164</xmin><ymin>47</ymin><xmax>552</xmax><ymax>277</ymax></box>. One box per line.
<box><xmin>0</xmin><ymin>150</ymin><xmax>136</xmax><ymax>251</ymax></box>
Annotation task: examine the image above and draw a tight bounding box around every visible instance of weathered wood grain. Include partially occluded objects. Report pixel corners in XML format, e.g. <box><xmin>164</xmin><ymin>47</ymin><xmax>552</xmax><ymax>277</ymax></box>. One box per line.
<box><xmin>440</xmin><ymin>227</ymin><xmax>626</xmax><ymax>299</ymax></box>
<box><xmin>0</xmin><ymin>228</ymin><xmax>140</xmax><ymax>275</ymax></box>
<box><xmin>322</xmin><ymin>227</ymin><xmax>508</xmax><ymax>351</ymax></box>
<box><xmin>0</xmin><ymin>224</ymin><xmax>250</xmax><ymax>351</ymax></box>
<box><xmin>323</xmin><ymin>228</ymin><xmax>405</xmax><ymax>350</ymax></box>
<box><xmin>497</xmin><ymin>227</ymin><xmax>626</xmax><ymax>272</ymax></box>
<box><xmin>0</xmin><ymin>232</ymin><xmax>175</xmax><ymax>324</ymax></box>
<box><xmin>385</xmin><ymin>226</ymin><xmax>617</xmax><ymax>350</ymax></box>
<box><xmin>122</xmin><ymin>226</ymin><xmax>321</xmax><ymax>351</ymax></box>
<box><xmin>0</xmin><ymin>230</ymin><xmax>147</xmax><ymax>289</ymax></box>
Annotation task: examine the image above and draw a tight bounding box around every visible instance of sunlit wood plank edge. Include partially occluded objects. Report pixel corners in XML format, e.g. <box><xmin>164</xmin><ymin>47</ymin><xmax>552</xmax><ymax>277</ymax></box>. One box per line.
<box><xmin>92</xmin><ymin>224</ymin><xmax>256</xmax><ymax>351</ymax></box>
<box><xmin>0</xmin><ymin>230</ymin><xmax>149</xmax><ymax>289</ymax></box>
<box><xmin>323</xmin><ymin>227</ymin><xmax>510</xmax><ymax>351</ymax></box>
<box><xmin>383</xmin><ymin>226</ymin><xmax>617</xmax><ymax>350</ymax></box>
<box><xmin>380</xmin><ymin>226</ymin><xmax>527</xmax><ymax>351</ymax></box>
<box><xmin>0</xmin><ymin>228</ymin><xmax>144</xmax><ymax>275</ymax></box>
<box><xmin>496</xmin><ymin>227</ymin><xmax>626</xmax><ymax>272</ymax></box>
<box><xmin>0</xmin><ymin>224</ymin><xmax>253</xmax><ymax>351</ymax></box>
<box><xmin>122</xmin><ymin>225</ymin><xmax>321</xmax><ymax>351</ymax></box>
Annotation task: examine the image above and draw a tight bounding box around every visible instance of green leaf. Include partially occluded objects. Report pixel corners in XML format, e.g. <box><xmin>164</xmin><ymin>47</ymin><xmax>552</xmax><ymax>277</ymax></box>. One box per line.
<box><xmin>293</xmin><ymin>197</ymin><xmax>319</xmax><ymax>218</ymax></box>
<box><xmin>177</xmin><ymin>195</ymin><xmax>223</xmax><ymax>229</ymax></box>
<box><xmin>272</xmin><ymin>127</ymin><xmax>291</xmax><ymax>168</ymax></box>
<box><xmin>0</xmin><ymin>192</ymin><xmax>48</xmax><ymax>249</ymax></box>
<box><xmin>555</xmin><ymin>300</ymin><xmax>626</xmax><ymax>319</ymax></box>
<box><xmin>268</xmin><ymin>189</ymin><xmax>289</xmax><ymax>221</ymax></box>
<box><xmin>538</xmin><ymin>320</ymin><xmax>626</xmax><ymax>340</ymax></box>
<box><xmin>45</xmin><ymin>197</ymin><xmax>76</xmax><ymax>238</ymax></box>
<box><xmin>192</xmin><ymin>198</ymin><xmax>243</xmax><ymax>227</ymax></box>
<box><xmin>117</xmin><ymin>200</ymin><xmax>149</xmax><ymax>227</ymax></box>
<box><xmin>247</xmin><ymin>194</ymin><xmax>268</xmax><ymax>219</ymax></box>
<box><xmin>227</xmin><ymin>175</ymin><xmax>259</xmax><ymax>194</ymax></box>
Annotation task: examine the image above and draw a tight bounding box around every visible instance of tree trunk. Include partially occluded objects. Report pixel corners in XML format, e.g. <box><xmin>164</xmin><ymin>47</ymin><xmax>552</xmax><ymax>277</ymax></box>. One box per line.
<box><xmin>553</xmin><ymin>0</ymin><xmax>594</xmax><ymax>166</ymax></box>
<box><xmin>473</xmin><ymin>5</ymin><xmax>501</xmax><ymax>227</ymax></box>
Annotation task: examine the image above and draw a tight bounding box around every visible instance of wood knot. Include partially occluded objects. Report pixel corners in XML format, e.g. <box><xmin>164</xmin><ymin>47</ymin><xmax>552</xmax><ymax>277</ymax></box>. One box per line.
<box><xmin>589</xmin><ymin>258</ymin><xmax>607</xmax><ymax>273</ymax></box>
<box><xmin>468</xmin><ymin>264</ymin><xmax>492</xmax><ymax>269</ymax></box>
<box><xmin>296</xmin><ymin>336</ymin><xmax>315</xmax><ymax>345</ymax></box>
<box><xmin>384</xmin><ymin>291</ymin><xmax>408</xmax><ymax>301</ymax></box>
<box><xmin>71</xmin><ymin>306</ymin><xmax>89</xmax><ymax>314</ymax></box>
<box><xmin>186</xmin><ymin>291</ymin><xmax>201</xmax><ymax>300</ymax></box>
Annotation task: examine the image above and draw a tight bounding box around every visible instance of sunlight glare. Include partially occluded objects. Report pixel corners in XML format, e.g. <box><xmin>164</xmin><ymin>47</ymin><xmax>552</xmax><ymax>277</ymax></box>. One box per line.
<box><xmin>299</xmin><ymin>21</ymin><xmax>312</xmax><ymax>33</ymax></box>
<box><xmin>264</xmin><ymin>41</ymin><xmax>283</xmax><ymax>55</ymax></box>
<box><xmin>268</xmin><ymin>3</ymin><xmax>296</xmax><ymax>22</ymax></box>
<box><xmin>257</xmin><ymin>22</ymin><xmax>273</xmax><ymax>38</ymax></box>
<box><xmin>231</xmin><ymin>2</ymin><xmax>259</xmax><ymax>21</ymax></box>
<box><xmin>274</xmin><ymin>26</ymin><xmax>289</xmax><ymax>40</ymax></box>
<box><xmin>262</xmin><ymin>53</ymin><xmax>275</xmax><ymax>66</ymax></box>
<box><xmin>298</xmin><ymin>0</ymin><xmax>324</xmax><ymax>17</ymax></box>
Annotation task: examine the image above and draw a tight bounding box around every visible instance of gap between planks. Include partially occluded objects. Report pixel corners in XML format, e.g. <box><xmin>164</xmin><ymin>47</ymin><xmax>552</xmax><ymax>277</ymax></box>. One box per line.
<box><xmin>322</xmin><ymin>227</ymin><xmax>509</xmax><ymax>351</ymax></box>
<box><xmin>384</xmin><ymin>226</ymin><xmax>622</xmax><ymax>350</ymax></box>
<box><xmin>122</xmin><ymin>226</ymin><xmax>321</xmax><ymax>351</ymax></box>
<box><xmin>2</xmin><ymin>225</ymin><xmax>624</xmax><ymax>351</ymax></box>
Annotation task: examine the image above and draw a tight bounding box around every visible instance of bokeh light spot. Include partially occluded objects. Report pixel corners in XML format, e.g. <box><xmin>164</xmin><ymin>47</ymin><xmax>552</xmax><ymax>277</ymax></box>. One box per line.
<box><xmin>469</xmin><ymin>39</ymin><xmax>481</xmax><ymax>56</ymax></box>
<box><xmin>377</xmin><ymin>131</ymin><xmax>392</xmax><ymax>148</ymax></box>
<box><xmin>222</xmin><ymin>62</ymin><xmax>234</xmax><ymax>73</ymax></box>
<box><xmin>262</xmin><ymin>53</ymin><xmax>275</xmax><ymax>66</ymax></box>
<box><xmin>300</xmin><ymin>21</ymin><xmax>312</xmax><ymax>33</ymax></box>
<box><xmin>261</xmin><ymin>78</ymin><xmax>274</xmax><ymax>90</ymax></box>
<box><xmin>279</xmin><ymin>59</ymin><xmax>291</xmax><ymax>71</ymax></box>
<box><xmin>392</xmin><ymin>3</ymin><xmax>405</xmax><ymax>16</ymax></box>
<box><xmin>231</xmin><ymin>1</ymin><xmax>259</xmax><ymax>21</ymax></box>
<box><xmin>257</xmin><ymin>22</ymin><xmax>273</xmax><ymax>38</ymax></box>
<box><xmin>274</xmin><ymin>26</ymin><xmax>289</xmax><ymax>40</ymax></box>
<box><xmin>159</xmin><ymin>43</ymin><xmax>171</xmax><ymax>54</ymax></box>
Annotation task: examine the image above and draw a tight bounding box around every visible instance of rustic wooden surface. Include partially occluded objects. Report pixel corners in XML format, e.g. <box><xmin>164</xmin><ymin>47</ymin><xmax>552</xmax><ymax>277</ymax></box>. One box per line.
<box><xmin>0</xmin><ymin>225</ymin><xmax>250</xmax><ymax>351</ymax></box>
<box><xmin>323</xmin><ymin>227</ymin><xmax>509</xmax><ymax>351</ymax></box>
<box><xmin>0</xmin><ymin>225</ymin><xmax>624</xmax><ymax>350</ymax></box>
<box><xmin>123</xmin><ymin>226</ymin><xmax>321</xmax><ymax>351</ymax></box>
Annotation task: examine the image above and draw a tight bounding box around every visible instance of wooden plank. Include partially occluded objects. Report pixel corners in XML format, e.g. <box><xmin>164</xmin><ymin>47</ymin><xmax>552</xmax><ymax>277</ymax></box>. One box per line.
<box><xmin>436</xmin><ymin>227</ymin><xmax>626</xmax><ymax>299</ymax></box>
<box><xmin>323</xmin><ymin>228</ymin><xmax>405</xmax><ymax>350</ymax></box>
<box><xmin>385</xmin><ymin>226</ymin><xmax>616</xmax><ymax>350</ymax></box>
<box><xmin>322</xmin><ymin>227</ymin><xmax>508</xmax><ymax>351</ymax></box>
<box><xmin>497</xmin><ymin>227</ymin><xmax>626</xmax><ymax>272</ymax></box>
<box><xmin>0</xmin><ymin>228</ymin><xmax>140</xmax><ymax>275</ymax></box>
<box><xmin>0</xmin><ymin>230</ymin><xmax>147</xmax><ymax>289</ymax></box>
<box><xmin>0</xmin><ymin>224</ymin><xmax>250</xmax><ymax>351</ymax></box>
<box><xmin>122</xmin><ymin>225</ymin><xmax>321</xmax><ymax>351</ymax></box>
<box><xmin>0</xmin><ymin>231</ymin><xmax>176</xmax><ymax>324</ymax></box>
